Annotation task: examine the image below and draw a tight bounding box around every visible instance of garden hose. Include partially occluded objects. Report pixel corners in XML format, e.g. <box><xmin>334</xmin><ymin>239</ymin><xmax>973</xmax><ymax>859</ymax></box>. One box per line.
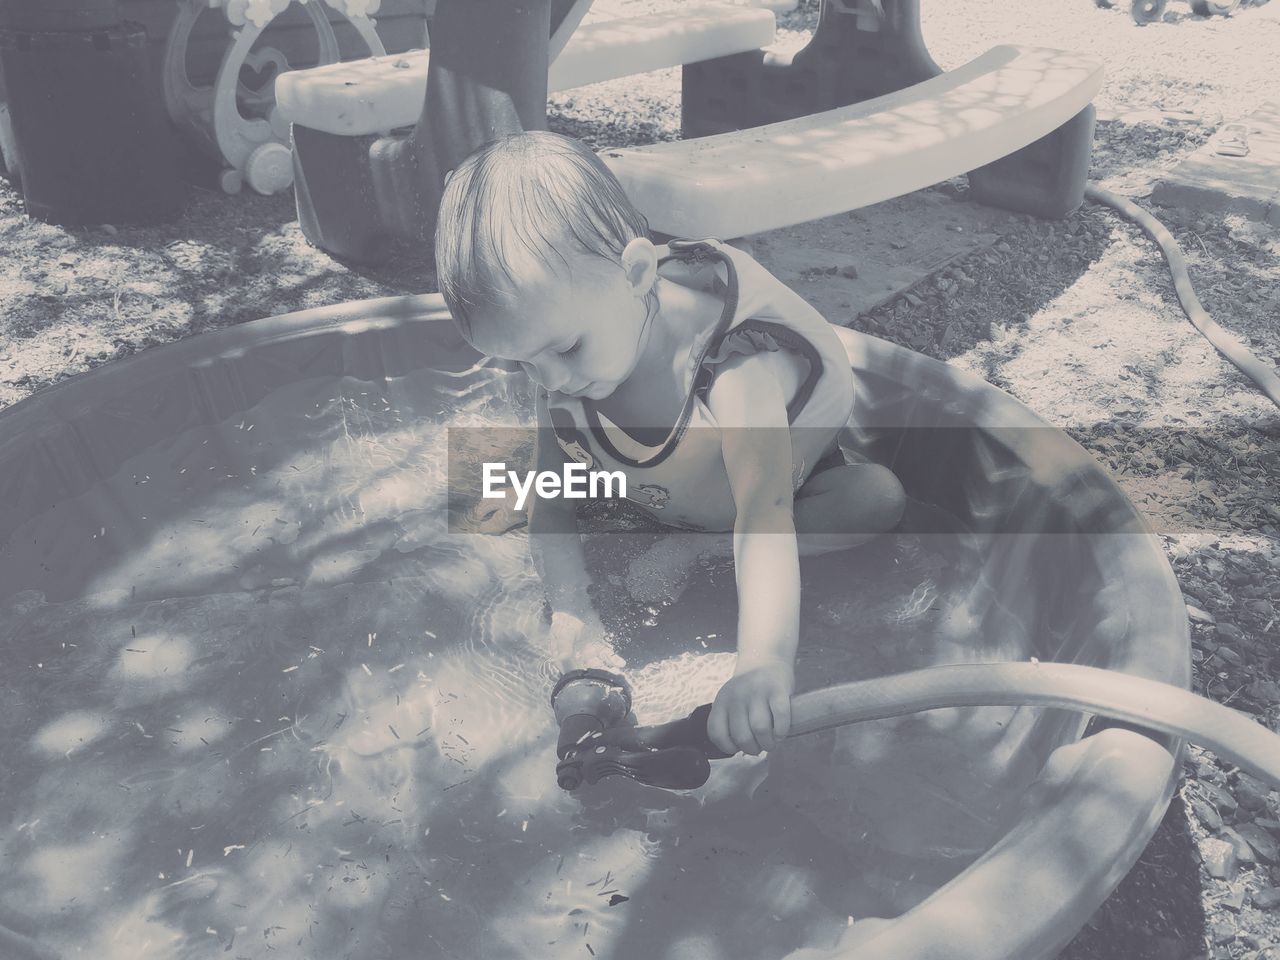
<box><xmin>1085</xmin><ymin>183</ymin><xmax>1280</xmax><ymax>411</ymax></box>
<box><xmin>785</xmin><ymin>662</ymin><xmax>1280</xmax><ymax>787</ymax></box>
<box><xmin>561</xmin><ymin>662</ymin><xmax>1280</xmax><ymax>790</ymax></box>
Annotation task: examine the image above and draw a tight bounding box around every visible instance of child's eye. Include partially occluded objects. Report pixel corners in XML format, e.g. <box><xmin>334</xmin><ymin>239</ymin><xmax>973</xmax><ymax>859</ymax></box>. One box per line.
<box><xmin>559</xmin><ymin>340</ymin><xmax>583</xmax><ymax>358</ymax></box>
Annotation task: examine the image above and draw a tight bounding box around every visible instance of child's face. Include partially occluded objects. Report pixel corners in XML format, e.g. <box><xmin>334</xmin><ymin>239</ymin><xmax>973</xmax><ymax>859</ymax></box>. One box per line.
<box><xmin>464</xmin><ymin>258</ymin><xmax>650</xmax><ymax>401</ymax></box>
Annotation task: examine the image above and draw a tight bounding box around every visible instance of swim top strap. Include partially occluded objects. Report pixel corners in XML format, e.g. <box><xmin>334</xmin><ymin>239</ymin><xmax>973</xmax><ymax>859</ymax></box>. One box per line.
<box><xmin>694</xmin><ymin>318</ymin><xmax>825</xmax><ymax>426</ymax></box>
<box><xmin>658</xmin><ymin>240</ymin><xmax>742</xmax><ymax>329</ymax></box>
<box><xmin>579</xmin><ymin>240</ymin><xmax>742</xmax><ymax>469</ymax></box>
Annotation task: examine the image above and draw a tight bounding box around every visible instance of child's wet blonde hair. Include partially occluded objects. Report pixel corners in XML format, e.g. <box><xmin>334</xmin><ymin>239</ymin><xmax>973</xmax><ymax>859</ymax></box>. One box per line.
<box><xmin>434</xmin><ymin>131</ymin><xmax>652</xmax><ymax>337</ymax></box>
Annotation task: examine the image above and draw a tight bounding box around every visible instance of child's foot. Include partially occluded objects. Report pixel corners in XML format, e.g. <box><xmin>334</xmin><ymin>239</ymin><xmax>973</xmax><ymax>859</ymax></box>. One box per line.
<box><xmin>547</xmin><ymin>610</ymin><xmax>625</xmax><ymax>672</ymax></box>
<box><xmin>570</xmin><ymin>637</ymin><xmax>626</xmax><ymax>673</ymax></box>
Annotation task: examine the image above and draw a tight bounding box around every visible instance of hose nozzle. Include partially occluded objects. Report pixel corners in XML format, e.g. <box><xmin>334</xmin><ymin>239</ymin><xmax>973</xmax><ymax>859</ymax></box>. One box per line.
<box><xmin>551</xmin><ymin>669</ymin><xmax>633</xmax><ymax>789</ymax></box>
<box><xmin>552</xmin><ymin>670</ymin><xmax>732</xmax><ymax>791</ymax></box>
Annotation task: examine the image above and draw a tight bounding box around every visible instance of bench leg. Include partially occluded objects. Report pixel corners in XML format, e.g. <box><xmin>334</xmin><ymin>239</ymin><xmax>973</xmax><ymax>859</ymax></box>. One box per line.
<box><xmin>779</xmin><ymin>0</ymin><xmax>940</xmax><ymax>111</ymax></box>
<box><xmin>682</xmin><ymin>51</ymin><xmax>765</xmax><ymax>138</ymax></box>
<box><xmin>684</xmin><ymin>0</ymin><xmax>940</xmax><ymax>136</ymax></box>
<box><xmin>292</xmin><ymin>0</ymin><xmax>552</xmax><ymax>264</ymax></box>
<box><xmin>966</xmin><ymin>105</ymin><xmax>1097</xmax><ymax>219</ymax></box>
<box><xmin>293</xmin><ymin>124</ymin><xmax>392</xmax><ymax>264</ymax></box>
<box><xmin>367</xmin><ymin>0</ymin><xmax>551</xmax><ymax>248</ymax></box>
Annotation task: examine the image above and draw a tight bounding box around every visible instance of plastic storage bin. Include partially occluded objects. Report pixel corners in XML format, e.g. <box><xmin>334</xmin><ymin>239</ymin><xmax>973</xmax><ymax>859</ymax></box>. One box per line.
<box><xmin>0</xmin><ymin>18</ymin><xmax>185</xmax><ymax>225</ymax></box>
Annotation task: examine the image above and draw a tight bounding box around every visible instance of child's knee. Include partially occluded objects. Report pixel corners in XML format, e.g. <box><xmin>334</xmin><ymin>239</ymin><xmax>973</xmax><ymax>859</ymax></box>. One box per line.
<box><xmin>828</xmin><ymin>462</ymin><xmax>905</xmax><ymax>529</ymax></box>
<box><xmin>796</xmin><ymin>462</ymin><xmax>905</xmax><ymax>537</ymax></box>
<box><xmin>863</xmin><ymin>463</ymin><xmax>907</xmax><ymax>531</ymax></box>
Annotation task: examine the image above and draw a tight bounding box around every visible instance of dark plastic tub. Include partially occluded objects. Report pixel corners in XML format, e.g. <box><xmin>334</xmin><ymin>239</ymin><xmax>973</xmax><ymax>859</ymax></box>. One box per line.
<box><xmin>0</xmin><ymin>294</ymin><xmax>1188</xmax><ymax>960</ymax></box>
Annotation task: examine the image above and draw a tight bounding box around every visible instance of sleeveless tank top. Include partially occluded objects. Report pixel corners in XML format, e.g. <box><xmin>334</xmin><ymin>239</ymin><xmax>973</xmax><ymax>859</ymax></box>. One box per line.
<box><xmin>544</xmin><ymin>239</ymin><xmax>855</xmax><ymax>532</ymax></box>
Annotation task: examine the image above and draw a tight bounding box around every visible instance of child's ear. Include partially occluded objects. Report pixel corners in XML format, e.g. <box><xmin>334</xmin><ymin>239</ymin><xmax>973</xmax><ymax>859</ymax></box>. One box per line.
<box><xmin>620</xmin><ymin>237</ymin><xmax>658</xmax><ymax>297</ymax></box>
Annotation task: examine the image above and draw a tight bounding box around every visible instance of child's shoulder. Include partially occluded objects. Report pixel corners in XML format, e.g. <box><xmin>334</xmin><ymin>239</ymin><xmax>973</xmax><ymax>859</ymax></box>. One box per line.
<box><xmin>658</xmin><ymin>239</ymin><xmax>791</xmax><ymax>305</ymax></box>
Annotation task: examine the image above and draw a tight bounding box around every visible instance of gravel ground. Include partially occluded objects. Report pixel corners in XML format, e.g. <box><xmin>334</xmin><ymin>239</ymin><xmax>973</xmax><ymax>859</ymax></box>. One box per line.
<box><xmin>1</xmin><ymin>1</ymin><xmax>1278</xmax><ymax>957</ymax></box>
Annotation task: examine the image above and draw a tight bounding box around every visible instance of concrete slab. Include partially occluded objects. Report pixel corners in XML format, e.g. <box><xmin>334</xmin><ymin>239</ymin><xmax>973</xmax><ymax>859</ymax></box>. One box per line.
<box><xmin>1151</xmin><ymin>102</ymin><xmax>1280</xmax><ymax>226</ymax></box>
<box><xmin>744</xmin><ymin>189</ymin><xmax>1022</xmax><ymax>322</ymax></box>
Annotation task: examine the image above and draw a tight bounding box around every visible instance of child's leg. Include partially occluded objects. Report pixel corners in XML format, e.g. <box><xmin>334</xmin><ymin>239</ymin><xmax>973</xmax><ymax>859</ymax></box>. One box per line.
<box><xmin>793</xmin><ymin>462</ymin><xmax>906</xmax><ymax>556</ymax></box>
<box><xmin>626</xmin><ymin>463</ymin><xmax>904</xmax><ymax>599</ymax></box>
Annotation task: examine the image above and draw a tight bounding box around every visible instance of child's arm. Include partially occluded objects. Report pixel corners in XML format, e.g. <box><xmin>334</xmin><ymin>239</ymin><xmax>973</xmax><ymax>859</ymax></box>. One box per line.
<box><xmin>529</xmin><ymin>391</ymin><xmax>609</xmax><ymax>666</ymax></box>
<box><xmin>703</xmin><ymin>352</ymin><xmax>801</xmax><ymax>756</ymax></box>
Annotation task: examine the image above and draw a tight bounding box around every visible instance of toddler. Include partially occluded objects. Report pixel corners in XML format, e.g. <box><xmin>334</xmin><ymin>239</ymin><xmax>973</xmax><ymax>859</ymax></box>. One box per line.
<box><xmin>435</xmin><ymin>132</ymin><xmax>905</xmax><ymax>757</ymax></box>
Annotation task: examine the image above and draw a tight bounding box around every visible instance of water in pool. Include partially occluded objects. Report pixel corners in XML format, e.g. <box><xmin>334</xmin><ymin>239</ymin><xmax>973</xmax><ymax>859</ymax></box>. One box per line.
<box><xmin>0</xmin><ymin>361</ymin><xmax>1057</xmax><ymax>959</ymax></box>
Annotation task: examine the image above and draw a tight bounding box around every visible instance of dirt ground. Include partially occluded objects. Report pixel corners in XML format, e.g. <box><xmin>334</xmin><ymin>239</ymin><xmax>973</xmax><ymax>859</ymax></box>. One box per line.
<box><xmin>0</xmin><ymin>0</ymin><xmax>1278</xmax><ymax>958</ymax></box>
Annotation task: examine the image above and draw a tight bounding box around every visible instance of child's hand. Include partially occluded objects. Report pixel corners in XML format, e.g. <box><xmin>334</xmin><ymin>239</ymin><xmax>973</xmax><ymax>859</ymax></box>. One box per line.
<box><xmin>707</xmin><ymin>657</ymin><xmax>794</xmax><ymax>756</ymax></box>
<box><xmin>547</xmin><ymin>609</ymin><xmax>625</xmax><ymax>673</ymax></box>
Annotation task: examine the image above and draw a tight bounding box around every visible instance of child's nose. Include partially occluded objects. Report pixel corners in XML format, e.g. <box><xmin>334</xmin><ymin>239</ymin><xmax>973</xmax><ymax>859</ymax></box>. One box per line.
<box><xmin>525</xmin><ymin>359</ymin><xmax>570</xmax><ymax>392</ymax></box>
<box><xmin>519</xmin><ymin>360</ymin><xmax>552</xmax><ymax>388</ymax></box>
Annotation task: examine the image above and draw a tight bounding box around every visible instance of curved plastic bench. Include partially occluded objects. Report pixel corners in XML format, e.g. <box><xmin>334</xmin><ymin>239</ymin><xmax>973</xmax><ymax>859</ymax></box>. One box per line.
<box><xmin>601</xmin><ymin>44</ymin><xmax>1104</xmax><ymax>239</ymax></box>
<box><xmin>275</xmin><ymin>2</ymin><xmax>777</xmax><ymax>137</ymax></box>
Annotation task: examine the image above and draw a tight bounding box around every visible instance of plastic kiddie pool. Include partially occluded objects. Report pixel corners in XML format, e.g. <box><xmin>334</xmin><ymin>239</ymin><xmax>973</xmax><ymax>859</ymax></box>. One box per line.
<box><xmin>0</xmin><ymin>294</ymin><xmax>1187</xmax><ymax>960</ymax></box>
